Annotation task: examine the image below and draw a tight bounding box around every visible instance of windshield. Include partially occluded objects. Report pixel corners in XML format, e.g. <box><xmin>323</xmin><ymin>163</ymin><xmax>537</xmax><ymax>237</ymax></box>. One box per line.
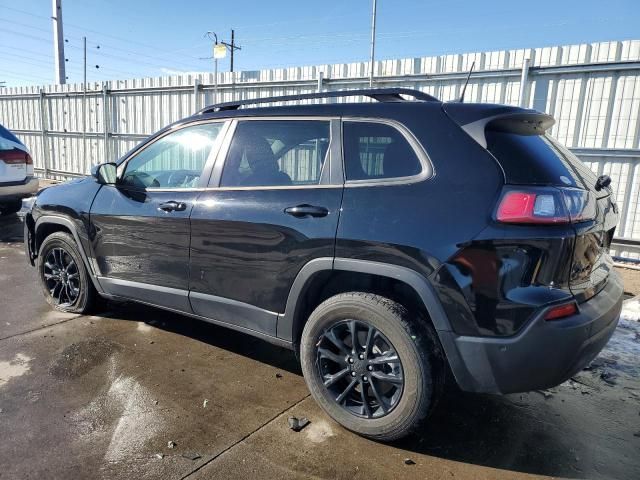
<box><xmin>0</xmin><ymin>124</ymin><xmax>25</xmax><ymax>151</ymax></box>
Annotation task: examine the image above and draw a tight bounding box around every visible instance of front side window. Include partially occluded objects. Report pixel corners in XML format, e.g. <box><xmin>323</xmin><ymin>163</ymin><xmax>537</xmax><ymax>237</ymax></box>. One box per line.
<box><xmin>220</xmin><ymin>120</ymin><xmax>330</xmax><ymax>187</ymax></box>
<box><xmin>343</xmin><ymin>121</ymin><xmax>422</xmax><ymax>181</ymax></box>
<box><xmin>121</xmin><ymin>122</ymin><xmax>224</xmax><ymax>189</ymax></box>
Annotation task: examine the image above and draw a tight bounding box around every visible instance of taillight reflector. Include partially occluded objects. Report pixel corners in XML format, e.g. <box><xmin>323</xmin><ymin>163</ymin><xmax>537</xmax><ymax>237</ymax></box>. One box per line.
<box><xmin>496</xmin><ymin>190</ymin><xmax>569</xmax><ymax>224</ymax></box>
<box><xmin>544</xmin><ymin>302</ymin><xmax>578</xmax><ymax>321</ymax></box>
<box><xmin>495</xmin><ymin>187</ymin><xmax>596</xmax><ymax>225</ymax></box>
<box><xmin>0</xmin><ymin>150</ymin><xmax>28</xmax><ymax>165</ymax></box>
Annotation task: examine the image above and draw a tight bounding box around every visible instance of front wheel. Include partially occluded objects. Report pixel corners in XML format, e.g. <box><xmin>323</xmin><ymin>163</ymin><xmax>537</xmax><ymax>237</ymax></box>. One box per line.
<box><xmin>37</xmin><ymin>231</ymin><xmax>96</xmax><ymax>313</ymax></box>
<box><xmin>300</xmin><ymin>292</ymin><xmax>444</xmax><ymax>441</ymax></box>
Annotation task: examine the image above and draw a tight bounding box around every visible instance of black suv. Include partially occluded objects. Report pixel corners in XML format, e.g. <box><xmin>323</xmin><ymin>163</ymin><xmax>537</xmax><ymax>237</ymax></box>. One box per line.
<box><xmin>24</xmin><ymin>88</ymin><xmax>623</xmax><ymax>440</ymax></box>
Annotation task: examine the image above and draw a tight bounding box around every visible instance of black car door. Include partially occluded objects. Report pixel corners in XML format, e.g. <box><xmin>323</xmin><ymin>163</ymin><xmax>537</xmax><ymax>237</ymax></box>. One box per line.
<box><xmin>189</xmin><ymin>118</ymin><xmax>343</xmax><ymax>336</ymax></box>
<box><xmin>90</xmin><ymin>120</ymin><xmax>229</xmax><ymax>311</ymax></box>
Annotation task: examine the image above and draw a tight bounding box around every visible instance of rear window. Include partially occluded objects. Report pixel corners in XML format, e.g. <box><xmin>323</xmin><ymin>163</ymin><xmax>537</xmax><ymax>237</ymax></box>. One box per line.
<box><xmin>0</xmin><ymin>125</ymin><xmax>24</xmax><ymax>150</ymax></box>
<box><xmin>486</xmin><ymin>132</ymin><xmax>599</xmax><ymax>190</ymax></box>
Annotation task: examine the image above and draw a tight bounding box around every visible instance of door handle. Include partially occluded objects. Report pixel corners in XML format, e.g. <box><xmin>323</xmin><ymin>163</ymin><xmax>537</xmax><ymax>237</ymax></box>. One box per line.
<box><xmin>284</xmin><ymin>204</ymin><xmax>329</xmax><ymax>218</ymax></box>
<box><xmin>158</xmin><ymin>201</ymin><xmax>187</xmax><ymax>212</ymax></box>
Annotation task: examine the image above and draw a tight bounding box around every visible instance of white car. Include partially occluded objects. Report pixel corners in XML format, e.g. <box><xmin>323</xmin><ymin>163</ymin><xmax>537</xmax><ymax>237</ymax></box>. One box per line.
<box><xmin>0</xmin><ymin>124</ymin><xmax>38</xmax><ymax>215</ymax></box>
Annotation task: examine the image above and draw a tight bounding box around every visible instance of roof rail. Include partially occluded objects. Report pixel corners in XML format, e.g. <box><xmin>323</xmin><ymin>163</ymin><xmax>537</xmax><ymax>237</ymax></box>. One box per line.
<box><xmin>197</xmin><ymin>88</ymin><xmax>439</xmax><ymax>114</ymax></box>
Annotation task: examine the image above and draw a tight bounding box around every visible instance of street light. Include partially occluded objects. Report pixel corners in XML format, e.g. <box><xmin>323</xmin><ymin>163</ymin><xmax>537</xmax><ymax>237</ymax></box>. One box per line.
<box><xmin>369</xmin><ymin>0</ymin><xmax>377</xmax><ymax>87</ymax></box>
<box><xmin>205</xmin><ymin>31</ymin><xmax>226</xmax><ymax>103</ymax></box>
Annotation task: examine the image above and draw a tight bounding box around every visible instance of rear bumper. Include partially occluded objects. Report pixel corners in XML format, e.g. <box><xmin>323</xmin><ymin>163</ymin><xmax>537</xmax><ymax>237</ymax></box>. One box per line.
<box><xmin>440</xmin><ymin>269</ymin><xmax>623</xmax><ymax>394</ymax></box>
<box><xmin>0</xmin><ymin>176</ymin><xmax>38</xmax><ymax>202</ymax></box>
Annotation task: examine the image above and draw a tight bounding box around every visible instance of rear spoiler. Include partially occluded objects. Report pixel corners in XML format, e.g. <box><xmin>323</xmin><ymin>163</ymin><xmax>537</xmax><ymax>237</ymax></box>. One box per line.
<box><xmin>443</xmin><ymin>103</ymin><xmax>555</xmax><ymax>149</ymax></box>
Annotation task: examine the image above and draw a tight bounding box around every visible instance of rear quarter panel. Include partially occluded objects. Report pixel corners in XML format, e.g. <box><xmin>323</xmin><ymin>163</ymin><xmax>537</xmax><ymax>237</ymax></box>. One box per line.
<box><xmin>336</xmin><ymin>104</ymin><xmax>504</xmax><ymax>301</ymax></box>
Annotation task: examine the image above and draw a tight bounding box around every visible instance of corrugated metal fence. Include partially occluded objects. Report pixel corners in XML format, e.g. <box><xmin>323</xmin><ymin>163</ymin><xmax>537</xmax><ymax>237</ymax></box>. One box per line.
<box><xmin>1</xmin><ymin>39</ymin><xmax>640</xmax><ymax>251</ymax></box>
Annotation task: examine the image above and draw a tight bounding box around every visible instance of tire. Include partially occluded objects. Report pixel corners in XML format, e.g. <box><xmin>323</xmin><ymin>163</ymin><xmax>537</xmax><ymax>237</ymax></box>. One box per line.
<box><xmin>37</xmin><ymin>231</ymin><xmax>96</xmax><ymax>314</ymax></box>
<box><xmin>300</xmin><ymin>292</ymin><xmax>444</xmax><ymax>441</ymax></box>
<box><xmin>0</xmin><ymin>200</ymin><xmax>22</xmax><ymax>215</ymax></box>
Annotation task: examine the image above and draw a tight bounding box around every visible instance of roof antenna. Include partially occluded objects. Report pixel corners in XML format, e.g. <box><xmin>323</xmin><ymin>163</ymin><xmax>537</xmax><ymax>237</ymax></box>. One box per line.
<box><xmin>457</xmin><ymin>61</ymin><xmax>475</xmax><ymax>103</ymax></box>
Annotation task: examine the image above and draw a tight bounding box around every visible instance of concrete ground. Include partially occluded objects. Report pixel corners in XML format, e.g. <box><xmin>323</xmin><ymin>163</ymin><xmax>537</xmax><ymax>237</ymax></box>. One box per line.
<box><xmin>1</xmin><ymin>211</ymin><xmax>639</xmax><ymax>480</ymax></box>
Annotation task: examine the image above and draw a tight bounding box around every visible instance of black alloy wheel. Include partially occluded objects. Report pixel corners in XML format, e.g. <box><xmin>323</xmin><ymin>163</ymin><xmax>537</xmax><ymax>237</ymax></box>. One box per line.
<box><xmin>316</xmin><ymin>319</ymin><xmax>404</xmax><ymax>419</ymax></box>
<box><xmin>300</xmin><ymin>292</ymin><xmax>445</xmax><ymax>441</ymax></box>
<box><xmin>43</xmin><ymin>247</ymin><xmax>81</xmax><ymax>307</ymax></box>
<box><xmin>37</xmin><ymin>231</ymin><xmax>95</xmax><ymax>314</ymax></box>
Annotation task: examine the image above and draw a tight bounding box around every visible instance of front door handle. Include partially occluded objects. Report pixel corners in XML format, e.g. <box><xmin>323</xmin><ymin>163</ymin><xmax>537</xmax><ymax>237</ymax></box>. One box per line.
<box><xmin>158</xmin><ymin>201</ymin><xmax>187</xmax><ymax>212</ymax></box>
<box><xmin>284</xmin><ymin>204</ymin><xmax>329</xmax><ymax>218</ymax></box>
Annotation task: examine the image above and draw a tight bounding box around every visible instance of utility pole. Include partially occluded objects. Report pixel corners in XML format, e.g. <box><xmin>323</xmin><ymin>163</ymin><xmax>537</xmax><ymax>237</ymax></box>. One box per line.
<box><xmin>230</xmin><ymin>30</ymin><xmax>236</xmax><ymax>72</ymax></box>
<box><xmin>82</xmin><ymin>36</ymin><xmax>87</xmax><ymax>161</ymax></box>
<box><xmin>219</xmin><ymin>29</ymin><xmax>241</xmax><ymax>73</ymax></box>
<box><xmin>369</xmin><ymin>0</ymin><xmax>377</xmax><ymax>87</ymax></box>
<box><xmin>219</xmin><ymin>29</ymin><xmax>240</xmax><ymax>96</ymax></box>
<box><xmin>52</xmin><ymin>0</ymin><xmax>66</xmax><ymax>84</ymax></box>
<box><xmin>203</xmin><ymin>29</ymin><xmax>240</xmax><ymax>100</ymax></box>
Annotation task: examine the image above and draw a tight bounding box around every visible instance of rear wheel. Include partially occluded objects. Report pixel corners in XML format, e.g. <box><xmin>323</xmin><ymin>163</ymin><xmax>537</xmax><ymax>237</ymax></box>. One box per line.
<box><xmin>300</xmin><ymin>292</ymin><xmax>444</xmax><ymax>441</ymax></box>
<box><xmin>0</xmin><ymin>200</ymin><xmax>22</xmax><ymax>215</ymax></box>
<box><xmin>37</xmin><ymin>231</ymin><xmax>96</xmax><ymax>313</ymax></box>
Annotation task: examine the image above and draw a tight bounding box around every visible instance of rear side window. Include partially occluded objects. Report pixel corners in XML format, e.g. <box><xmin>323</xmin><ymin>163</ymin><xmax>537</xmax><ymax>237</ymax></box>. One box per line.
<box><xmin>486</xmin><ymin>131</ymin><xmax>599</xmax><ymax>190</ymax></box>
<box><xmin>220</xmin><ymin>120</ymin><xmax>330</xmax><ymax>188</ymax></box>
<box><xmin>343</xmin><ymin>121</ymin><xmax>422</xmax><ymax>181</ymax></box>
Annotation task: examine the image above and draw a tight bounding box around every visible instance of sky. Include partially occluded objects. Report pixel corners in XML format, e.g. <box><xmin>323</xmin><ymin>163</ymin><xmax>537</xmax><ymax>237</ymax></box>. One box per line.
<box><xmin>0</xmin><ymin>0</ymin><xmax>638</xmax><ymax>87</ymax></box>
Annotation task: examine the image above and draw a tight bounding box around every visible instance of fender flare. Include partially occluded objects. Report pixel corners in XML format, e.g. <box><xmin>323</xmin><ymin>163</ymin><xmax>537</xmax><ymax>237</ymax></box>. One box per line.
<box><xmin>34</xmin><ymin>215</ymin><xmax>105</xmax><ymax>294</ymax></box>
<box><xmin>276</xmin><ymin>256</ymin><xmax>478</xmax><ymax>391</ymax></box>
<box><xmin>276</xmin><ymin>257</ymin><xmax>453</xmax><ymax>342</ymax></box>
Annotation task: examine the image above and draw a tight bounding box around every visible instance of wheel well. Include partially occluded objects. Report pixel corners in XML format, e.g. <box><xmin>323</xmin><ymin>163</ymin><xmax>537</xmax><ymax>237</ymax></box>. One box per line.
<box><xmin>35</xmin><ymin>223</ymin><xmax>73</xmax><ymax>254</ymax></box>
<box><xmin>291</xmin><ymin>270</ymin><xmax>431</xmax><ymax>347</ymax></box>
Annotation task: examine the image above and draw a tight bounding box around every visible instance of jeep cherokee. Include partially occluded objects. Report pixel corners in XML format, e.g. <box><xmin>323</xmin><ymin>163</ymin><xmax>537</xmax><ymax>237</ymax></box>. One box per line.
<box><xmin>24</xmin><ymin>88</ymin><xmax>623</xmax><ymax>440</ymax></box>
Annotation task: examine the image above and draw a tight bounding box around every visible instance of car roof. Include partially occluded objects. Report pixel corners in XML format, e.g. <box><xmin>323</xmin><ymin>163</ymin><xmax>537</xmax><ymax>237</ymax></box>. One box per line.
<box><xmin>188</xmin><ymin>100</ymin><xmax>444</xmax><ymax>122</ymax></box>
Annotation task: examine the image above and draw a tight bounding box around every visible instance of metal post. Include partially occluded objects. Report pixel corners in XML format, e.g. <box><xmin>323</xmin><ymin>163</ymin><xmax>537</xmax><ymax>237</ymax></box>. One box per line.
<box><xmin>193</xmin><ymin>78</ymin><xmax>201</xmax><ymax>112</ymax></box>
<box><xmin>230</xmin><ymin>30</ymin><xmax>236</xmax><ymax>97</ymax></box>
<box><xmin>230</xmin><ymin>29</ymin><xmax>235</xmax><ymax>73</ymax></box>
<box><xmin>82</xmin><ymin>36</ymin><xmax>87</xmax><ymax>163</ymax></box>
<box><xmin>214</xmin><ymin>56</ymin><xmax>219</xmax><ymax>104</ymax></box>
<box><xmin>101</xmin><ymin>83</ymin><xmax>109</xmax><ymax>162</ymax></box>
<box><xmin>38</xmin><ymin>89</ymin><xmax>50</xmax><ymax>178</ymax></box>
<box><xmin>52</xmin><ymin>0</ymin><xmax>66</xmax><ymax>84</ymax></box>
<box><xmin>518</xmin><ymin>57</ymin><xmax>530</xmax><ymax>107</ymax></box>
<box><xmin>317</xmin><ymin>70</ymin><xmax>324</xmax><ymax>93</ymax></box>
<box><xmin>369</xmin><ymin>0</ymin><xmax>377</xmax><ymax>87</ymax></box>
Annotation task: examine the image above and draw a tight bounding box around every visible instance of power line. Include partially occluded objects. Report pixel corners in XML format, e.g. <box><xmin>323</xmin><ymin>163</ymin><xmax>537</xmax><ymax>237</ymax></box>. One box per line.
<box><xmin>0</xmin><ymin>17</ymin><xmax>204</xmax><ymax>71</ymax></box>
<box><xmin>0</xmin><ymin>25</ymin><xmax>203</xmax><ymax>78</ymax></box>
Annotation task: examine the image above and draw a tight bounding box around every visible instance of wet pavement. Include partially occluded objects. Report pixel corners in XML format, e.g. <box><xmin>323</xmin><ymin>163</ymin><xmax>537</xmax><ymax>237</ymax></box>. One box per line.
<box><xmin>1</xmin><ymin>212</ymin><xmax>639</xmax><ymax>480</ymax></box>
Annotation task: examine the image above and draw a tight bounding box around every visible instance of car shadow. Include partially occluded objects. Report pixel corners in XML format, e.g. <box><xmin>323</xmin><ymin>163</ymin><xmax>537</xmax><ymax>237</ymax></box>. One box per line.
<box><xmin>105</xmin><ymin>300</ymin><xmax>302</xmax><ymax>375</ymax></box>
<box><xmin>102</xmin><ymin>300</ymin><xmax>602</xmax><ymax>479</ymax></box>
<box><xmin>392</xmin><ymin>389</ymin><xmax>587</xmax><ymax>479</ymax></box>
<box><xmin>0</xmin><ymin>212</ymin><xmax>25</xmax><ymax>242</ymax></box>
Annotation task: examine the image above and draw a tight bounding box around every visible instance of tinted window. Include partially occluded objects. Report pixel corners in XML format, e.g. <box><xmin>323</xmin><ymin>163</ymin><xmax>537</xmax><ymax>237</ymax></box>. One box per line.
<box><xmin>0</xmin><ymin>124</ymin><xmax>24</xmax><ymax>150</ymax></box>
<box><xmin>486</xmin><ymin>131</ymin><xmax>599</xmax><ymax>190</ymax></box>
<box><xmin>122</xmin><ymin>123</ymin><xmax>223</xmax><ymax>189</ymax></box>
<box><xmin>343</xmin><ymin>122</ymin><xmax>422</xmax><ymax>181</ymax></box>
<box><xmin>220</xmin><ymin>120</ymin><xmax>330</xmax><ymax>187</ymax></box>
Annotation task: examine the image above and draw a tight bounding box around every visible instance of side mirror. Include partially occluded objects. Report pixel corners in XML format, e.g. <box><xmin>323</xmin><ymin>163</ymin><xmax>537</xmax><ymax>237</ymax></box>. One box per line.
<box><xmin>91</xmin><ymin>162</ymin><xmax>117</xmax><ymax>185</ymax></box>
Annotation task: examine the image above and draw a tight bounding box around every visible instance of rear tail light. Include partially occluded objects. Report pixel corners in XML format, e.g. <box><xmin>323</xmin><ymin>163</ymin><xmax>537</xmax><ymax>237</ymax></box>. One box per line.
<box><xmin>544</xmin><ymin>302</ymin><xmax>578</xmax><ymax>321</ymax></box>
<box><xmin>25</xmin><ymin>153</ymin><xmax>33</xmax><ymax>165</ymax></box>
<box><xmin>496</xmin><ymin>187</ymin><xmax>596</xmax><ymax>225</ymax></box>
<box><xmin>0</xmin><ymin>149</ymin><xmax>29</xmax><ymax>165</ymax></box>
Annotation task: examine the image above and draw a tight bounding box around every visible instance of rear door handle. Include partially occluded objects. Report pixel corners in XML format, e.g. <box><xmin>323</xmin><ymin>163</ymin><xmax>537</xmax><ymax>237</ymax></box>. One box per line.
<box><xmin>284</xmin><ymin>204</ymin><xmax>329</xmax><ymax>218</ymax></box>
<box><xmin>158</xmin><ymin>201</ymin><xmax>187</xmax><ymax>212</ymax></box>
